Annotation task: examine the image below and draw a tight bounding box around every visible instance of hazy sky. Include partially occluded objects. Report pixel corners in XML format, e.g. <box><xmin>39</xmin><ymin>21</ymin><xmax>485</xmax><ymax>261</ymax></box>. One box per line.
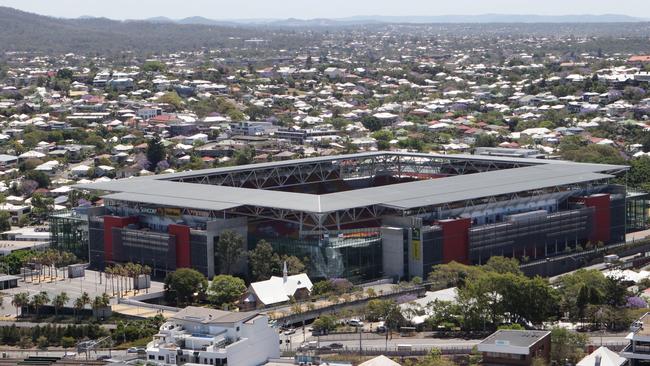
<box><xmin>1</xmin><ymin>0</ymin><xmax>649</xmax><ymax>20</ymax></box>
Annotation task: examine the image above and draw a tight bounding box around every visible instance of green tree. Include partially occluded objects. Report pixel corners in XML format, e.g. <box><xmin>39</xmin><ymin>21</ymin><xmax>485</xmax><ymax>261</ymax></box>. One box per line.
<box><xmin>557</xmin><ymin>269</ymin><xmax>610</xmax><ymax>321</ymax></box>
<box><xmin>146</xmin><ymin>135</ymin><xmax>166</xmax><ymax>171</ymax></box>
<box><xmin>11</xmin><ymin>292</ymin><xmax>29</xmax><ymax>317</ymax></box>
<box><xmin>208</xmin><ymin>275</ymin><xmax>246</xmax><ymax>308</ymax></box>
<box><xmin>30</xmin><ymin>193</ymin><xmax>54</xmax><ymax>219</ymax></box>
<box><xmin>249</xmin><ymin>240</ymin><xmax>276</xmax><ymax>280</ymax></box>
<box><xmin>531</xmin><ymin>357</ymin><xmax>548</xmax><ymax>366</ymax></box>
<box><xmin>18</xmin><ymin>336</ymin><xmax>32</xmax><ymax>349</ymax></box>
<box><xmin>428</xmin><ymin>261</ymin><xmax>484</xmax><ymax>289</ymax></box>
<box><xmin>158</xmin><ymin>91</ymin><xmax>183</xmax><ymax>111</ymax></box>
<box><xmin>312</xmin><ymin>315</ymin><xmax>337</xmax><ymax>333</ymax></box>
<box><xmin>424</xmin><ymin>300</ymin><xmax>460</xmax><ymax>329</ymax></box>
<box><xmin>61</xmin><ymin>336</ymin><xmax>76</xmax><ymax>349</ymax></box>
<box><xmin>31</xmin><ymin>291</ymin><xmax>50</xmax><ymax>318</ymax></box>
<box><xmin>25</xmin><ymin>171</ymin><xmax>50</xmax><ymax>188</ymax></box>
<box><xmin>473</xmin><ymin>134</ymin><xmax>497</xmax><ymax>148</ymax></box>
<box><xmin>627</xmin><ymin>157</ymin><xmax>650</xmax><ymax>191</ymax></box>
<box><xmin>365</xmin><ymin>299</ymin><xmax>397</xmax><ymax>322</ymax></box>
<box><xmin>36</xmin><ymin>335</ymin><xmax>49</xmax><ymax>350</ymax></box>
<box><xmin>361</xmin><ymin>116</ymin><xmax>383</xmax><ymax>132</ymax></box>
<box><xmin>550</xmin><ymin>327</ymin><xmax>588</xmax><ymax>364</ymax></box>
<box><xmin>164</xmin><ymin>268</ymin><xmax>208</xmax><ymax>306</ymax></box>
<box><xmin>0</xmin><ymin>211</ymin><xmax>11</xmax><ymax>232</ymax></box>
<box><xmin>73</xmin><ymin>292</ymin><xmax>90</xmax><ymax>319</ymax></box>
<box><xmin>406</xmin><ymin>348</ymin><xmax>456</xmax><ymax>366</ymax></box>
<box><xmin>280</xmin><ymin>255</ymin><xmax>306</xmax><ymax>276</ymax></box>
<box><xmin>52</xmin><ymin>292</ymin><xmax>69</xmax><ymax>317</ymax></box>
<box><xmin>92</xmin><ymin>293</ymin><xmax>110</xmax><ymax>310</ymax></box>
<box><xmin>233</xmin><ymin>147</ymin><xmax>254</xmax><ymax>166</ymax></box>
<box><xmin>483</xmin><ymin>256</ymin><xmax>522</xmax><ymax>275</ymax></box>
<box><xmin>561</xmin><ymin>144</ymin><xmax>625</xmax><ymax>165</ymax></box>
<box><xmin>142</xmin><ymin>60</ymin><xmax>166</xmax><ymax>73</ymax></box>
<box><xmin>311</xmin><ymin>280</ymin><xmax>334</xmax><ymax>296</ymax></box>
<box><xmin>216</xmin><ymin>230</ymin><xmax>246</xmax><ymax>275</ymax></box>
<box><xmin>56</xmin><ymin>68</ymin><xmax>73</xmax><ymax>80</ymax></box>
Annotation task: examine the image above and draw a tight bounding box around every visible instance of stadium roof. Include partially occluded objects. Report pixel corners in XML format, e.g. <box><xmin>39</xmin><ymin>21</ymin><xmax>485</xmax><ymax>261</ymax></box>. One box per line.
<box><xmin>135</xmin><ymin>151</ymin><xmax>626</xmax><ymax>181</ymax></box>
<box><xmin>76</xmin><ymin>152</ymin><xmax>626</xmax><ymax>214</ymax></box>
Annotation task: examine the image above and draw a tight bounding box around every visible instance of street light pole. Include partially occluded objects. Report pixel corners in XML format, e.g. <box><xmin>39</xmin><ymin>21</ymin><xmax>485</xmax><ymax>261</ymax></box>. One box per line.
<box><xmin>359</xmin><ymin>326</ymin><xmax>362</xmax><ymax>357</ymax></box>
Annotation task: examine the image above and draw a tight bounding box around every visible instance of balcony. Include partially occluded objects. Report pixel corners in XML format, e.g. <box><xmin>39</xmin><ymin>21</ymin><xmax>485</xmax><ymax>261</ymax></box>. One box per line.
<box><xmin>621</xmin><ymin>343</ymin><xmax>650</xmax><ymax>361</ymax></box>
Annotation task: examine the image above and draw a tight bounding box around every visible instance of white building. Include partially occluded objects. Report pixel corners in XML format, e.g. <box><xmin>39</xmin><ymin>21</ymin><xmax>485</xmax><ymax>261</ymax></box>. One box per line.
<box><xmin>146</xmin><ymin>306</ymin><xmax>280</xmax><ymax>366</ymax></box>
<box><xmin>621</xmin><ymin>312</ymin><xmax>650</xmax><ymax>365</ymax></box>
<box><xmin>243</xmin><ymin>264</ymin><xmax>313</xmax><ymax>308</ymax></box>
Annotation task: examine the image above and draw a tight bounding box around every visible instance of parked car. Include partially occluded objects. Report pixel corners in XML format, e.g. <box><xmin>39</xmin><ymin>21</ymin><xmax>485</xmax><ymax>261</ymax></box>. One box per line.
<box><xmin>348</xmin><ymin>319</ymin><xmax>364</xmax><ymax>327</ymax></box>
<box><xmin>284</xmin><ymin>328</ymin><xmax>297</xmax><ymax>335</ymax></box>
<box><xmin>127</xmin><ymin>347</ymin><xmax>138</xmax><ymax>354</ymax></box>
<box><xmin>376</xmin><ymin>321</ymin><xmax>386</xmax><ymax>333</ymax></box>
<box><xmin>329</xmin><ymin>343</ymin><xmax>344</xmax><ymax>349</ymax></box>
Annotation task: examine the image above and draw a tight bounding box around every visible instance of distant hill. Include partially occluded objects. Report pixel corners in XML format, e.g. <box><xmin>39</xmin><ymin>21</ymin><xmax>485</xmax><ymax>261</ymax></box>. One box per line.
<box><xmin>0</xmin><ymin>6</ymin><xmax>649</xmax><ymax>54</ymax></box>
<box><xmin>0</xmin><ymin>6</ymin><xmax>259</xmax><ymax>54</ymax></box>
<box><xmin>143</xmin><ymin>13</ymin><xmax>648</xmax><ymax>27</ymax></box>
<box><xmin>339</xmin><ymin>14</ymin><xmax>648</xmax><ymax>24</ymax></box>
<box><xmin>145</xmin><ymin>16</ymin><xmax>175</xmax><ymax>23</ymax></box>
<box><xmin>176</xmin><ymin>16</ymin><xmax>238</xmax><ymax>26</ymax></box>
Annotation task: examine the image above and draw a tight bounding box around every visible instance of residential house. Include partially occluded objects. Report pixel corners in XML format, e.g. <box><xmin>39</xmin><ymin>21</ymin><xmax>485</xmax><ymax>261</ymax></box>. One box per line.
<box><xmin>145</xmin><ymin>306</ymin><xmax>280</xmax><ymax>366</ymax></box>
<box><xmin>242</xmin><ymin>264</ymin><xmax>313</xmax><ymax>309</ymax></box>
<box><xmin>477</xmin><ymin>330</ymin><xmax>551</xmax><ymax>366</ymax></box>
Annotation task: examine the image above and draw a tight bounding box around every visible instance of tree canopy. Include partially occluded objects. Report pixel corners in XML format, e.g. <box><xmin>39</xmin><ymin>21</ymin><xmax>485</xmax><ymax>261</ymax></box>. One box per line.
<box><xmin>164</xmin><ymin>268</ymin><xmax>208</xmax><ymax>306</ymax></box>
<box><xmin>216</xmin><ymin>230</ymin><xmax>246</xmax><ymax>275</ymax></box>
<box><xmin>208</xmin><ymin>275</ymin><xmax>246</xmax><ymax>309</ymax></box>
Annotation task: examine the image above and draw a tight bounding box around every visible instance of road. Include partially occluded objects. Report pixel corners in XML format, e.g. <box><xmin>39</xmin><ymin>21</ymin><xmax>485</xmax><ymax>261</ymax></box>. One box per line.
<box><xmin>305</xmin><ymin>334</ymin><xmax>628</xmax><ymax>352</ymax></box>
<box><xmin>0</xmin><ymin>348</ymin><xmax>139</xmax><ymax>362</ymax></box>
<box><xmin>549</xmin><ymin>253</ymin><xmax>639</xmax><ymax>282</ymax></box>
<box><xmin>0</xmin><ymin>320</ymin><xmax>117</xmax><ymax>330</ymax></box>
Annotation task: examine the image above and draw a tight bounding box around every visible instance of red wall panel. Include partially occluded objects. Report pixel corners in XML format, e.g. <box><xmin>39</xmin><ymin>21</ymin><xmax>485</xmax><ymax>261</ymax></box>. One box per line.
<box><xmin>439</xmin><ymin>218</ymin><xmax>472</xmax><ymax>264</ymax></box>
<box><xmin>103</xmin><ymin>216</ymin><xmax>138</xmax><ymax>262</ymax></box>
<box><xmin>169</xmin><ymin>224</ymin><xmax>191</xmax><ymax>268</ymax></box>
<box><xmin>571</xmin><ymin>194</ymin><xmax>611</xmax><ymax>243</ymax></box>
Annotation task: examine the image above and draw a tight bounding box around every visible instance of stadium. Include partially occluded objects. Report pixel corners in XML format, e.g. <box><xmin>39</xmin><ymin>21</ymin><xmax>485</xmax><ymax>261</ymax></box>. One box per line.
<box><xmin>64</xmin><ymin>151</ymin><xmax>632</xmax><ymax>282</ymax></box>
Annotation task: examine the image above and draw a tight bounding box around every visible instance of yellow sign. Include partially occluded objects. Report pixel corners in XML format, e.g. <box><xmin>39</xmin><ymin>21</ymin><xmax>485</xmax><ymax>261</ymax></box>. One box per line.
<box><xmin>411</xmin><ymin>239</ymin><xmax>421</xmax><ymax>261</ymax></box>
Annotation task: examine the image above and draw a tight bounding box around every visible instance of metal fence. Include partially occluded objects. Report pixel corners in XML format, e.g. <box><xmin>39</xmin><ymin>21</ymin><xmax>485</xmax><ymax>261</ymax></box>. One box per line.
<box><xmin>316</xmin><ymin>332</ymin><xmax>385</xmax><ymax>341</ymax></box>
<box><xmin>315</xmin><ymin>345</ymin><xmax>475</xmax><ymax>356</ymax></box>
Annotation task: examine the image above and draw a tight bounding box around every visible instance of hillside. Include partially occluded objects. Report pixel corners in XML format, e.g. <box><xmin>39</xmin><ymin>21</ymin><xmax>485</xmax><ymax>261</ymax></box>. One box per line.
<box><xmin>0</xmin><ymin>7</ymin><xmax>259</xmax><ymax>54</ymax></box>
<box><xmin>1</xmin><ymin>6</ymin><xmax>650</xmax><ymax>55</ymax></box>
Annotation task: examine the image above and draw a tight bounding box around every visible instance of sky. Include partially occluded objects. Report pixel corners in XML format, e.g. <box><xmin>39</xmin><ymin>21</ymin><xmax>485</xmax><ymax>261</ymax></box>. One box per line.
<box><xmin>0</xmin><ymin>0</ymin><xmax>649</xmax><ymax>20</ymax></box>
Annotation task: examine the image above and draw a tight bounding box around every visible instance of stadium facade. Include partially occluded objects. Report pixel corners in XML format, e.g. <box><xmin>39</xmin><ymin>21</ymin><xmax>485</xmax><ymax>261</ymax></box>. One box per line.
<box><xmin>63</xmin><ymin>152</ymin><xmax>633</xmax><ymax>281</ymax></box>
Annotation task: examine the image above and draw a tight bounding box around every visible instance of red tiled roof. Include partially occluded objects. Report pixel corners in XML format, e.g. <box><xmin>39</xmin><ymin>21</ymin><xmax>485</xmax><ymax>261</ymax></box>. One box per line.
<box><xmin>629</xmin><ymin>55</ymin><xmax>650</xmax><ymax>63</ymax></box>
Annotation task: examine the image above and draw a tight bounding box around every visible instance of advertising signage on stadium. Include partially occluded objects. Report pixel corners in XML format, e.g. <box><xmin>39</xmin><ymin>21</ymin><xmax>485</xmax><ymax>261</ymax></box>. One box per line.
<box><xmin>137</xmin><ymin>205</ymin><xmax>209</xmax><ymax>218</ymax></box>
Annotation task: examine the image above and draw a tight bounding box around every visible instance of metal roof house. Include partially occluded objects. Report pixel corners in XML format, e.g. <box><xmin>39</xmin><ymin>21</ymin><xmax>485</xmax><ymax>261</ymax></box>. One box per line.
<box><xmin>477</xmin><ymin>330</ymin><xmax>551</xmax><ymax>366</ymax></box>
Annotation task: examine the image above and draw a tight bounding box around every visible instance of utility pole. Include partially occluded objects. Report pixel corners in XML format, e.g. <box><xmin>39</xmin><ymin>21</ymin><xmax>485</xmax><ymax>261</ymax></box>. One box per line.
<box><xmin>359</xmin><ymin>326</ymin><xmax>362</xmax><ymax>358</ymax></box>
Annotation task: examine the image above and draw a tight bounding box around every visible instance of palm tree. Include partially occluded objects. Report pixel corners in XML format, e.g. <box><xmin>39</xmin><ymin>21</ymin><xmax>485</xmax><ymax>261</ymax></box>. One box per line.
<box><xmin>101</xmin><ymin>292</ymin><xmax>110</xmax><ymax>307</ymax></box>
<box><xmin>73</xmin><ymin>292</ymin><xmax>90</xmax><ymax>320</ymax></box>
<box><xmin>11</xmin><ymin>292</ymin><xmax>29</xmax><ymax>317</ymax></box>
<box><xmin>52</xmin><ymin>292</ymin><xmax>69</xmax><ymax>318</ymax></box>
<box><xmin>92</xmin><ymin>293</ymin><xmax>110</xmax><ymax>310</ymax></box>
<box><xmin>42</xmin><ymin>251</ymin><xmax>53</xmax><ymax>280</ymax></box>
<box><xmin>80</xmin><ymin>292</ymin><xmax>91</xmax><ymax>307</ymax></box>
<box><xmin>105</xmin><ymin>266</ymin><xmax>114</xmax><ymax>295</ymax></box>
<box><xmin>142</xmin><ymin>265</ymin><xmax>152</xmax><ymax>293</ymax></box>
<box><xmin>114</xmin><ymin>264</ymin><xmax>123</xmax><ymax>296</ymax></box>
<box><xmin>73</xmin><ymin>297</ymin><xmax>84</xmax><ymax>320</ymax></box>
<box><xmin>123</xmin><ymin>263</ymin><xmax>133</xmax><ymax>293</ymax></box>
<box><xmin>31</xmin><ymin>291</ymin><xmax>49</xmax><ymax>318</ymax></box>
